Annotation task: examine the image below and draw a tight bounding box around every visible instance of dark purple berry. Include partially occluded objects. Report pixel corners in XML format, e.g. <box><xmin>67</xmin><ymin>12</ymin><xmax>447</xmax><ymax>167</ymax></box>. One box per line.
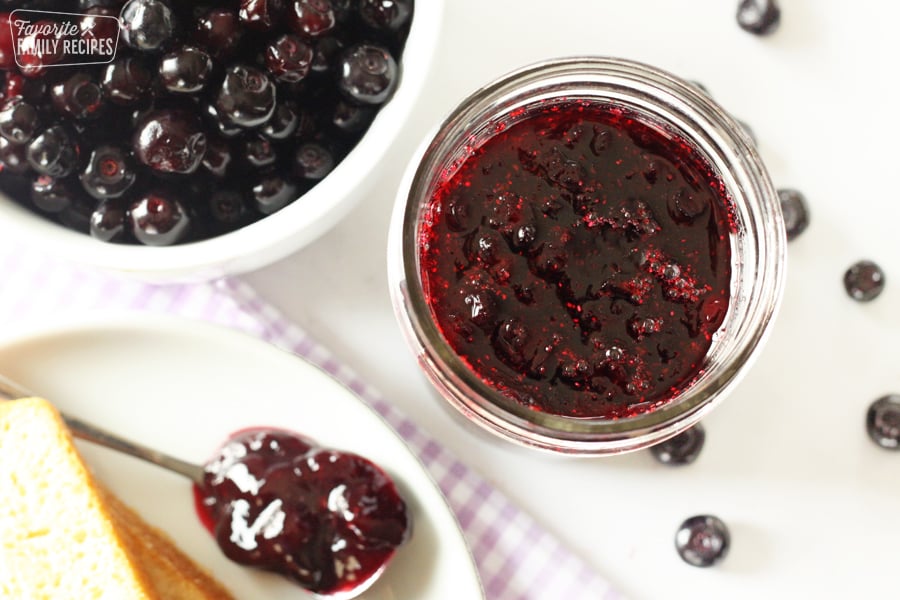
<box><xmin>310</xmin><ymin>36</ymin><xmax>343</xmax><ymax>73</ymax></box>
<box><xmin>51</xmin><ymin>73</ymin><xmax>105</xmax><ymax>120</ymax></box>
<box><xmin>843</xmin><ymin>260</ymin><xmax>885</xmax><ymax>302</ymax></box>
<box><xmin>239</xmin><ymin>0</ymin><xmax>286</xmax><ymax>31</ymax></box>
<box><xmin>129</xmin><ymin>190</ymin><xmax>190</xmax><ymax>245</ymax></box>
<box><xmin>133</xmin><ymin>109</ymin><xmax>207</xmax><ymax>174</ymax></box>
<box><xmin>252</xmin><ymin>175</ymin><xmax>297</xmax><ymax>214</ymax></box>
<box><xmin>294</xmin><ymin>142</ymin><xmax>333</xmax><ymax>180</ymax></box>
<box><xmin>58</xmin><ymin>196</ymin><xmax>96</xmax><ymax>234</ymax></box>
<box><xmin>0</xmin><ymin>137</ymin><xmax>30</xmax><ymax>174</ymax></box>
<box><xmin>31</xmin><ymin>175</ymin><xmax>72</xmax><ymax>213</ymax></box>
<box><xmin>202</xmin><ymin>136</ymin><xmax>231</xmax><ymax>177</ymax></box>
<box><xmin>80</xmin><ymin>145</ymin><xmax>136</xmax><ymax>199</ymax></box>
<box><xmin>866</xmin><ymin>395</ymin><xmax>900</xmax><ymax>450</ymax></box>
<box><xmin>90</xmin><ymin>199</ymin><xmax>127</xmax><ymax>242</ymax></box>
<box><xmin>17</xmin><ymin>20</ymin><xmax>66</xmax><ymax>77</ymax></box>
<box><xmin>736</xmin><ymin>0</ymin><xmax>781</xmax><ymax>36</ymax></box>
<box><xmin>120</xmin><ymin>0</ymin><xmax>177</xmax><ymax>52</ymax></box>
<box><xmin>265</xmin><ymin>35</ymin><xmax>313</xmax><ymax>83</ymax></box>
<box><xmin>332</xmin><ymin>100</ymin><xmax>373</xmax><ymax>134</ymax></box>
<box><xmin>0</xmin><ymin>98</ymin><xmax>40</xmax><ymax>145</ymax></box>
<box><xmin>80</xmin><ymin>6</ymin><xmax>120</xmax><ymax>44</ymax></box>
<box><xmin>778</xmin><ymin>188</ymin><xmax>809</xmax><ymax>241</ymax></box>
<box><xmin>102</xmin><ymin>58</ymin><xmax>153</xmax><ymax>105</ymax></box>
<box><xmin>27</xmin><ymin>126</ymin><xmax>79</xmax><ymax>178</ymax></box>
<box><xmin>245</xmin><ymin>135</ymin><xmax>276</xmax><ymax>167</ymax></box>
<box><xmin>289</xmin><ymin>0</ymin><xmax>336</xmax><ymax>38</ymax></box>
<box><xmin>338</xmin><ymin>44</ymin><xmax>398</xmax><ymax>105</ymax></box>
<box><xmin>194</xmin><ymin>9</ymin><xmax>242</xmax><ymax>57</ymax></box>
<box><xmin>675</xmin><ymin>515</ymin><xmax>730</xmax><ymax>567</ymax></box>
<box><xmin>511</xmin><ymin>223</ymin><xmax>537</xmax><ymax>250</ymax></box>
<box><xmin>205</xmin><ymin>103</ymin><xmax>242</xmax><ymax>138</ymax></box>
<box><xmin>209</xmin><ymin>189</ymin><xmax>247</xmax><ymax>226</ymax></box>
<box><xmin>358</xmin><ymin>0</ymin><xmax>412</xmax><ymax>32</ymax></box>
<box><xmin>214</xmin><ymin>65</ymin><xmax>277</xmax><ymax>128</ymax></box>
<box><xmin>159</xmin><ymin>45</ymin><xmax>213</xmax><ymax>94</ymax></box>
<box><xmin>667</xmin><ymin>188</ymin><xmax>707</xmax><ymax>224</ymax></box>
<box><xmin>651</xmin><ymin>424</ymin><xmax>705</xmax><ymax>465</ymax></box>
<box><xmin>261</xmin><ymin>103</ymin><xmax>299</xmax><ymax>140</ymax></box>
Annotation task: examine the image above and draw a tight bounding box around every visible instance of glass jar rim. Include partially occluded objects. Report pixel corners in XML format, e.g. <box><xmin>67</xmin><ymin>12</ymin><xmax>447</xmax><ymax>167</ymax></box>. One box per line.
<box><xmin>393</xmin><ymin>56</ymin><xmax>785</xmax><ymax>453</ymax></box>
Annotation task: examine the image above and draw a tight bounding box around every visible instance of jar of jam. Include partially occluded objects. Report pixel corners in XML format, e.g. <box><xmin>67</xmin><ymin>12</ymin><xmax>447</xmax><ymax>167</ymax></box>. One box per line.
<box><xmin>389</xmin><ymin>57</ymin><xmax>785</xmax><ymax>454</ymax></box>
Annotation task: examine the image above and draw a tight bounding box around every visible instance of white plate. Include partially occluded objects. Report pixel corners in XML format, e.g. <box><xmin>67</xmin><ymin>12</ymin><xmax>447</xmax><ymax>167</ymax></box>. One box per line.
<box><xmin>0</xmin><ymin>315</ymin><xmax>483</xmax><ymax>600</ymax></box>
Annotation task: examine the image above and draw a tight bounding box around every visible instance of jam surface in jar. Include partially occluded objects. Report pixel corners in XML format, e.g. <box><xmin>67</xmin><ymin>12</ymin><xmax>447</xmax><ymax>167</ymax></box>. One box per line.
<box><xmin>418</xmin><ymin>100</ymin><xmax>734</xmax><ymax>419</ymax></box>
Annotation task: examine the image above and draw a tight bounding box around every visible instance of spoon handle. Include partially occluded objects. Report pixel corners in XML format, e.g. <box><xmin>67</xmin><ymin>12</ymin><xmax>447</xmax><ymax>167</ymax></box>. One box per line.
<box><xmin>0</xmin><ymin>374</ymin><xmax>205</xmax><ymax>485</ymax></box>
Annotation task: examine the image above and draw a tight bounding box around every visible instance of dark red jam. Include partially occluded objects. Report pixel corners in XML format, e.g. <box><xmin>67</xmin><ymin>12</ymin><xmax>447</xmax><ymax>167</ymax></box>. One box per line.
<box><xmin>193</xmin><ymin>428</ymin><xmax>410</xmax><ymax>595</ymax></box>
<box><xmin>418</xmin><ymin>100</ymin><xmax>734</xmax><ymax>419</ymax></box>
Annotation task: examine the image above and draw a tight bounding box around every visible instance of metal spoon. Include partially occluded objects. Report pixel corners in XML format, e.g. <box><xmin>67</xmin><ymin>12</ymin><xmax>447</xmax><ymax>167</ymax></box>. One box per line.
<box><xmin>0</xmin><ymin>373</ymin><xmax>204</xmax><ymax>484</ymax></box>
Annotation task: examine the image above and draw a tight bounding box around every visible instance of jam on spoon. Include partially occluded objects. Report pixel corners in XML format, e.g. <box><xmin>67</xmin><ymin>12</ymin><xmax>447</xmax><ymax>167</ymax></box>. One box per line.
<box><xmin>0</xmin><ymin>375</ymin><xmax>411</xmax><ymax>598</ymax></box>
<box><xmin>196</xmin><ymin>428</ymin><xmax>411</xmax><ymax>596</ymax></box>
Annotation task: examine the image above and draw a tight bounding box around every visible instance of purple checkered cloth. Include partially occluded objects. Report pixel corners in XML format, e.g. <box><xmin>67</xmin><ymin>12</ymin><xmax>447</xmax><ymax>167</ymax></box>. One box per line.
<box><xmin>0</xmin><ymin>245</ymin><xmax>623</xmax><ymax>600</ymax></box>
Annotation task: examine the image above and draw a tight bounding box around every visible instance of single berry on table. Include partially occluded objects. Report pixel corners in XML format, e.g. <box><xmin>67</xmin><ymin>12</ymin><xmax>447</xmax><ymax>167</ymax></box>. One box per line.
<box><xmin>866</xmin><ymin>395</ymin><xmax>900</xmax><ymax>450</ymax></box>
<box><xmin>675</xmin><ymin>515</ymin><xmax>730</xmax><ymax>567</ymax></box>
<box><xmin>778</xmin><ymin>188</ymin><xmax>809</xmax><ymax>241</ymax></box>
<box><xmin>651</xmin><ymin>423</ymin><xmax>706</xmax><ymax>466</ymax></box>
<box><xmin>736</xmin><ymin>0</ymin><xmax>781</xmax><ymax>36</ymax></box>
<box><xmin>843</xmin><ymin>260</ymin><xmax>885</xmax><ymax>302</ymax></box>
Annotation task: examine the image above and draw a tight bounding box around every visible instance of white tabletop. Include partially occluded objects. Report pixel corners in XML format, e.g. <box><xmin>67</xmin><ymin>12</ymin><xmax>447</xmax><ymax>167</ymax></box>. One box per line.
<box><xmin>246</xmin><ymin>2</ymin><xmax>900</xmax><ymax>597</ymax></box>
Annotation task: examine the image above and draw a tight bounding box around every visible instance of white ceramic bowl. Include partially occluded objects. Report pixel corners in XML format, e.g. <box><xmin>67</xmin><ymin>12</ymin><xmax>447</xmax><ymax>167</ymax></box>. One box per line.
<box><xmin>0</xmin><ymin>3</ymin><xmax>443</xmax><ymax>282</ymax></box>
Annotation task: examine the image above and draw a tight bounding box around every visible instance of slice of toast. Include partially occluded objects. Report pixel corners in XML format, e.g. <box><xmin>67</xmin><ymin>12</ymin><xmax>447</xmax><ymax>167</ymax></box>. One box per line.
<box><xmin>0</xmin><ymin>397</ymin><xmax>234</xmax><ymax>600</ymax></box>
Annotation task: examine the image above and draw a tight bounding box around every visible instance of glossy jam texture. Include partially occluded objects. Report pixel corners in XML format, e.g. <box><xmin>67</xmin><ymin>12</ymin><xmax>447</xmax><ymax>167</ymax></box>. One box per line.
<box><xmin>418</xmin><ymin>101</ymin><xmax>734</xmax><ymax>419</ymax></box>
<box><xmin>194</xmin><ymin>428</ymin><xmax>410</xmax><ymax>595</ymax></box>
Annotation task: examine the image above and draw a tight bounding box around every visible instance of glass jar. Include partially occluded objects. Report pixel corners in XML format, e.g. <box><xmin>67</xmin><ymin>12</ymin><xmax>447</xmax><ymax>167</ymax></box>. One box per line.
<box><xmin>388</xmin><ymin>57</ymin><xmax>785</xmax><ymax>455</ymax></box>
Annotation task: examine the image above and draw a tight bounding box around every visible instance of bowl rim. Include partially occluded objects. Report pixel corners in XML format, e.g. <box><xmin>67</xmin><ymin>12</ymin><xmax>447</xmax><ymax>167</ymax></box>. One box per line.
<box><xmin>0</xmin><ymin>1</ymin><xmax>446</xmax><ymax>282</ymax></box>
